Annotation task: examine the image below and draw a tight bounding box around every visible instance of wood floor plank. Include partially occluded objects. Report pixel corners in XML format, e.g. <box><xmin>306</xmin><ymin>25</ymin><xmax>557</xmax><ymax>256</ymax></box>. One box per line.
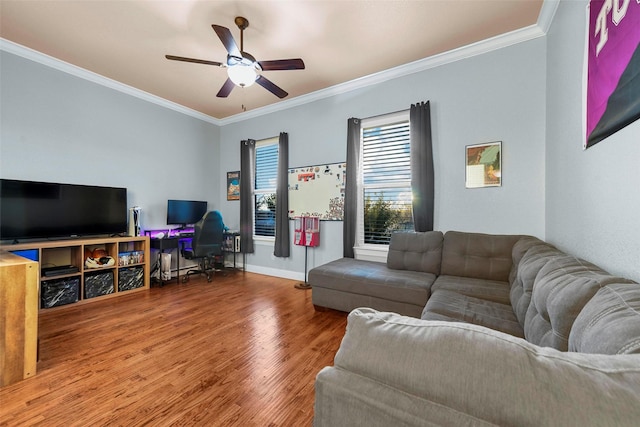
<box><xmin>0</xmin><ymin>272</ymin><xmax>347</xmax><ymax>426</ymax></box>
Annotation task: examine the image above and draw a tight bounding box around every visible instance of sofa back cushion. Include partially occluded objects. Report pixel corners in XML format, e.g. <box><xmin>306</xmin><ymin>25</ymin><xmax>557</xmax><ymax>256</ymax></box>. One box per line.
<box><xmin>387</xmin><ymin>231</ymin><xmax>443</xmax><ymax>274</ymax></box>
<box><xmin>524</xmin><ymin>254</ymin><xmax>634</xmax><ymax>351</ymax></box>
<box><xmin>510</xmin><ymin>242</ymin><xmax>562</xmax><ymax>327</ymax></box>
<box><xmin>569</xmin><ymin>282</ymin><xmax>640</xmax><ymax>354</ymax></box>
<box><xmin>508</xmin><ymin>236</ymin><xmax>548</xmax><ymax>284</ymax></box>
<box><xmin>440</xmin><ymin>231</ymin><xmax>522</xmax><ymax>282</ymax></box>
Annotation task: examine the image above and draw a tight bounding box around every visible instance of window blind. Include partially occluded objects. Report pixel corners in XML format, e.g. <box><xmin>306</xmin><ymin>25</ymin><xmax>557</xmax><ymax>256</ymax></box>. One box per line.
<box><xmin>362</xmin><ymin>120</ymin><xmax>413</xmax><ymax>244</ymax></box>
<box><xmin>255</xmin><ymin>140</ymin><xmax>278</xmax><ymax>237</ymax></box>
<box><xmin>255</xmin><ymin>143</ymin><xmax>278</xmax><ymax>190</ymax></box>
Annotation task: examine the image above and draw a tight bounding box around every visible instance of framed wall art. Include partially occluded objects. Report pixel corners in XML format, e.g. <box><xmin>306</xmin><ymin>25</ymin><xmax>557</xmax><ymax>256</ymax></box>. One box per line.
<box><xmin>227</xmin><ymin>171</ymin><xmax>240</xmax><ymax>201</ymax></box>
<box><xmin>465</xmin><ymin>142</ymin><xmax>501</xmax><ymax>188</ymax></box>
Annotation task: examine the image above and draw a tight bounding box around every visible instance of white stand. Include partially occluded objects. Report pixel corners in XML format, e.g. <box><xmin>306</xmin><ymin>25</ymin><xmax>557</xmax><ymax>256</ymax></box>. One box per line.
<box><xmin>161</xmin><ymin>253</ymin><xmax>171</xmax><ymax>281</ymax></box>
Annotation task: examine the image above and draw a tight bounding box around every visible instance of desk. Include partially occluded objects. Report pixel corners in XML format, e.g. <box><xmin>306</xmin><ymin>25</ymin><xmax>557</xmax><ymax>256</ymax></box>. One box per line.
<box><xmin>149</xmin><ymin>237</ymin><xmax>183</xmax><ymax>286</ymax></box>
<box><xmin>149</xmin><ymin>232</ymin><xmax>241</xmax><ymax>284</ymax></box>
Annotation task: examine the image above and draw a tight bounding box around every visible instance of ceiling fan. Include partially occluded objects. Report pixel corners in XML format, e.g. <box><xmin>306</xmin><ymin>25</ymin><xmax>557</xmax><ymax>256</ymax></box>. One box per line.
<box><xmin>165</xmin><ymin>16</ymin><xmax>305</xmax><ymax>99</ymax></box>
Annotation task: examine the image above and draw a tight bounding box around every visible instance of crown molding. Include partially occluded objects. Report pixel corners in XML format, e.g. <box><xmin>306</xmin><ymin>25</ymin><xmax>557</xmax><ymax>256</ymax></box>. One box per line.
<box><xmin>537</xmin><ymin>0</ymin><xmax>561</xmax><ymax>34</ymax></box>
<box><xmin>0</xmin><ymin>38</ymin><xmax>222</xmax><ymax>126</ymax></box>
<box><xmin>1</xmin><ymin>1</ymin><xmax>558</xmax><ymax>127</ymax></box>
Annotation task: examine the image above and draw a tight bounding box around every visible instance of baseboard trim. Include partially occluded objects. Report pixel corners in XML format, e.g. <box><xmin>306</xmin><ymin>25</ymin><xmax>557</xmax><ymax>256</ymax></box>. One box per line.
<box><xmin>244</xmin><ymin>264</ymin><xmax>305</xmax><ymax>282</ymax></box>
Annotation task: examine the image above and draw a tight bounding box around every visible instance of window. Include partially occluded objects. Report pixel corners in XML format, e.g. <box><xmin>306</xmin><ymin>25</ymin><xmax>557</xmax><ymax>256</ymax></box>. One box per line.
<box><xmin>254</xmin><ymin>137</ymin><xmax>279</xmax><ymax>237</ymax></box>
<box><xmin>358</xmin><ymin>111</ymin><xmax>413</xmax><ymax>245</ymax></box>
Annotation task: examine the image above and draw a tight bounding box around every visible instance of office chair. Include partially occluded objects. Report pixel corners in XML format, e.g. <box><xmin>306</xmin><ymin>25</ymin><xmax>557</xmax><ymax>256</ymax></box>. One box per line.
<box><xmin>181</xmin><ymin>210</ymin><xmax>225</xmax><ymax>282</ymax></box>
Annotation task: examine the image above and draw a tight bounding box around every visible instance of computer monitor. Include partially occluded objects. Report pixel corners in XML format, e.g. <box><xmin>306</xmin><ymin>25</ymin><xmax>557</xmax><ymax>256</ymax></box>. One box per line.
<box><xmin>166</xmin><ymin>199</ymin><xmax>207</xmax><ymax>228</ymax></box>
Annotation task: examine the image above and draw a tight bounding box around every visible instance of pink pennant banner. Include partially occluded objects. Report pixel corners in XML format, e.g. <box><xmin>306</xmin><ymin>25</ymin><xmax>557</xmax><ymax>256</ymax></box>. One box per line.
<box><xmin>585</xmin><ymin>0</ymin><xmax>640</xmax><ymax>148</ymax></box>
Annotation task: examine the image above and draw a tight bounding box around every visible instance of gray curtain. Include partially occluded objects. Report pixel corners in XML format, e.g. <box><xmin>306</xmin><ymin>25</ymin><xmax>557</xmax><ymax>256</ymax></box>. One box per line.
<box><xmin>274</xmin><ymin>132</ymin><xmax>290</xmax><ymax>257</ymax></box>
<box><xmin>410</xmin><ymin>101</ymin><xmax>434</xmax><ymax>232</ymax></box>
<box><xmin>240</xmin><ymin>139</ymin><xmax>255</xmax><ymax>253</ymax></box>
<box><xmin>343</xmin><ymin>118</ymin><xmax>361</xmax><ymax>258</ymax></box>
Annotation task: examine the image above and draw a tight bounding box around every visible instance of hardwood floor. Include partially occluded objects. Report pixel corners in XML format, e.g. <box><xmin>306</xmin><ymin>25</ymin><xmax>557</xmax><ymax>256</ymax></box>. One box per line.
<box><xmin>0</xmin><ymin>272</ymin><xmax>348</xmax><ymax>426</ymax></box>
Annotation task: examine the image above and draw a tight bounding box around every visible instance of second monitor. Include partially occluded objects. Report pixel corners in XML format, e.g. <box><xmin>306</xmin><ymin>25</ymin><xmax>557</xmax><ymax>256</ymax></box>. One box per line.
<box><xmin>166</xmin><ymin>199</ymin><xmax>208</xmax><ymax>229</ymax></box>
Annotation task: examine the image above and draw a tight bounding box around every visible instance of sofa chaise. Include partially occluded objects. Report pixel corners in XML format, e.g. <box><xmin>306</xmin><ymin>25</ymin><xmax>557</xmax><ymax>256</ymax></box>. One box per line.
<box><xmin>310</xmin><ymin>230</ymin><xmax>640</xmax><ymax>426</ymax></box>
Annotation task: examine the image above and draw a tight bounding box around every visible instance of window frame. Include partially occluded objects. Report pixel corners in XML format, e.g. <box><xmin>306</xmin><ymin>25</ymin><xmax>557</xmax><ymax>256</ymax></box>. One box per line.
<box><xmin>253</xmin><ymin>137</ymin><xmax>279</xmax><ymax>241</ymax></box>
<box><xmin>355</xmin><ymin>110</ymin><xmax>412</xmax><ymax>257</ymax></box>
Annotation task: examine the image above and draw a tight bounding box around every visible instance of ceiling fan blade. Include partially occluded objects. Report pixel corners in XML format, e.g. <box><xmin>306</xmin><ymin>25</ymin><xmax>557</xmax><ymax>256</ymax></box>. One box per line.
<box><xmin>212</xmin><ymin>25</ymin><xmax>241</xmax><ymax>58</ymax></box>
<box><xmin>165</xmin><ymin>55</ymin><xmax>223</xmax><ymax>67</ymax></box>
<box><xmin>255</xmin><ymin>75</ymin><xmax>288</xmax><ymax>99</ymax></box>
<box><xmin>216</xmin><ymin>78</ymin><xmax>235</xmax><ymax>98</ymax></box>
<box><xmin>258</xmin><ymin>59</ymin><xmax>305</xmax><ymax>71</ymax></box>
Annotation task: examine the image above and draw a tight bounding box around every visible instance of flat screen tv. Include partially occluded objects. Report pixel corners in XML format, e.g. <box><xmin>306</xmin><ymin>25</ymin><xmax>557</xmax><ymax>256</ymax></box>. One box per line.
<box><xmin>0</xmin><ymin>179</ymin><xmax>128</xmax><ymax>242</ymax></box>
<box><xmin>166</xmin><ymin>199</ymin><xmax>208</xmax><ymax>228</ymax></box>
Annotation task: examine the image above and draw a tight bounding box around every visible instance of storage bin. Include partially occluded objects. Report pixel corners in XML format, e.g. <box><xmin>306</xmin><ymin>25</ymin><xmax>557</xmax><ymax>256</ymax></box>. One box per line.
<box><xmin>41</xmin><ymin>277</ymin><xmax>80</xmax><ymax>308</ymax></box>
<box><xmin>10</xmin><ymin>249</ymin><xmax>39</xmax><ymax>262</ymax></box>
<box><xmin>118</xmin><ymin>266</ymin><xmax>144</xmax><ymax>291</ymax></box>
<box><xmin>85</xmin><ymin>271</ymin><xmax>115</xmax><ymax>299</ymax></box>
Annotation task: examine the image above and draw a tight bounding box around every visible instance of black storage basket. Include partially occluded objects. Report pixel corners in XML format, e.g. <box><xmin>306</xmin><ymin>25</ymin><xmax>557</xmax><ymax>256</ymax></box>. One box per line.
<box><xmin>85</xmin><ymin>270</ymin><xmax>115</xmax><ymax>299</ymax></box>
<box><xmin>118</xmin><ymin>266</ymin><xmax>144</xmax><ymax>291</ymax></box>
<box><xmin>41</xmin><ymin>277</ymin><xmax>80</xmax><ymax>308</ymax></box>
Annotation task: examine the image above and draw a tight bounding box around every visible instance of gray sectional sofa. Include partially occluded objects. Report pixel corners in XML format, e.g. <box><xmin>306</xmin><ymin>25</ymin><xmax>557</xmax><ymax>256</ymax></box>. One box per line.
<box><xmin>310</xmin><ymin>230</ymin><xmax>640</xmax><ymax>426</ymax></box>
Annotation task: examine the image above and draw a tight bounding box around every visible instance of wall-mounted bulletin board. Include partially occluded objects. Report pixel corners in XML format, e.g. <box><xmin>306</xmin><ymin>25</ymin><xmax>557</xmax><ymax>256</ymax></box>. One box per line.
<box><xmin>288</xmin><ymin>162</ymin><xmax>346</xmax><ymax>220</ymax></box>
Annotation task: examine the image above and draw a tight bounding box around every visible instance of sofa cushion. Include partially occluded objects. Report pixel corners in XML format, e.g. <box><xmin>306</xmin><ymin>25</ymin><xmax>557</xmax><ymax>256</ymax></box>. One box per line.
<box><xmin>507</xmin><ymin>235</ymin><xmax>550</xmax><ymax>287</ymax></box>
<box><xmin>524</xmin><ymin>254</ymin><xmax>634</xmax><ymax>351</ymax></box>
<box><xmin>508</xmin><ymin>236</ymin><xmax>547</xmax><ymax>280</ymax></box>
<box><xmin>422</xmin><ymin>289</ymin><xmax>524</xmax><ymax>338</ymax></box>
<box><xmin>387</xmin><ymin>231</ymin><xmax>443</xmax><ymax>274</ymax></box>
<box><xmin>569</xmin><ymin>283</ymin><xmax>640</xmax><ymax>355</ymax></box>
<box><xmin>308</xmin><ymin>258</ymin><xmax>434</xmax><ymax>306</ymax></box>
<box><xmin>432</xmin><ymin>275</ymin><xmax>511</xmax><ymax>305</ymax></box>
<box><xmin>509</xmin><ymin>243</ymin><xmax>563</xmax><ymax>327</ymax></box>
<box><xmin>440</xmin><ymin>231</ymin><xmax>522</xmax><ymax>282</ymax></box>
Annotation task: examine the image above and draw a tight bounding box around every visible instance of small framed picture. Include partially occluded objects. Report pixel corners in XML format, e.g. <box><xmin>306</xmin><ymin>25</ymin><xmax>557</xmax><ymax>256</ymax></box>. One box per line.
<box><xmin>465</xmin><ymin>142</ymin><xmax>502</xmax><ymax>188</ymax></box>
<box><xmin>227</xmin><ymin>171</ymin><xmax>240</xmax><ymax>201</ymax></box>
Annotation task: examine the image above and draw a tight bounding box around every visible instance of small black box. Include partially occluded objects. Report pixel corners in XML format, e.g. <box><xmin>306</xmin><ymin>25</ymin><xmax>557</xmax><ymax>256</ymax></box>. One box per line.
<box><xmin>41</xmin><ymin>277</ymin><xmax>80</xmax><ymax>308</ymax></box>
<box><xmin>118</xmin><ymin>266</ymin><xmax>144</xmax><ymax>292</ymax></box>
<box><xmin>85</xmin><ymin>271</ymin><xmax>115</xmax><ymax>299</ymax></box>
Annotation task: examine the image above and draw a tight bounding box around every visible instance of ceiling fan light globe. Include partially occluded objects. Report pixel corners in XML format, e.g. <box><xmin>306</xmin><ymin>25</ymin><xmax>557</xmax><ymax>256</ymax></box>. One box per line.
<box><xmin>228</xmin><ymin>65</ymin><xmax>257</xmax><ymax>87</ymax></box>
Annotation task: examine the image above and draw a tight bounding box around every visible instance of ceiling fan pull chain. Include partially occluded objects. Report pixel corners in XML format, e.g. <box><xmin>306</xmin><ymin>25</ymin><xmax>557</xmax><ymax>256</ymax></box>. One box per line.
<box><xmin>241</xmin><ymin>87</ymin><xmax>247</xmax><ymax>112</ymax></box>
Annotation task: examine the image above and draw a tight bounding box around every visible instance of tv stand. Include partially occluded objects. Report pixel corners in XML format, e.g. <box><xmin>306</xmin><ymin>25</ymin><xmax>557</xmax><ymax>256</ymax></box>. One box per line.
<box><xmin>0</xmin><ymin>235</ymin><xmax>150</xmax><ymax>311</ymax></box>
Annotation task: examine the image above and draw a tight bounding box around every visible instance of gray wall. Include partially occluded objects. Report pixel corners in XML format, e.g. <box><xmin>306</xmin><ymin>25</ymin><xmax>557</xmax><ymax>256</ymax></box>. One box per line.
<box><xmin>545</xmin><ymin>1</ymin><xmax>640</xmax><ymax>282</ymax></box>
<box><xmin>218</xmin><ymin>37</ymin><xmax>547</xmax><ymax>279</ymax></box>
<box><xmin>1</xmin><ymin>51</ymin><xmax>220</xmax><ymax>231</ymax></box>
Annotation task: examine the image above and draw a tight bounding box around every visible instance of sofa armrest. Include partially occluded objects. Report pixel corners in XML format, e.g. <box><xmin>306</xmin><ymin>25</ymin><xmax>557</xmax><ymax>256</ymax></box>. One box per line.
<box><xmin>323</xmin><ymin>308</ymin><xmax>640</xmax><ymax>426</ymax></box>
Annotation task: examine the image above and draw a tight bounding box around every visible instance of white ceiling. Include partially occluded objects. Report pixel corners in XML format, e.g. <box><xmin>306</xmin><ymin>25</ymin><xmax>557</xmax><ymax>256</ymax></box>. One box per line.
<box><xmin>0</xmin><ymin>0</ymin><xmax>544</xmax><ymax>121</ymax></box>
